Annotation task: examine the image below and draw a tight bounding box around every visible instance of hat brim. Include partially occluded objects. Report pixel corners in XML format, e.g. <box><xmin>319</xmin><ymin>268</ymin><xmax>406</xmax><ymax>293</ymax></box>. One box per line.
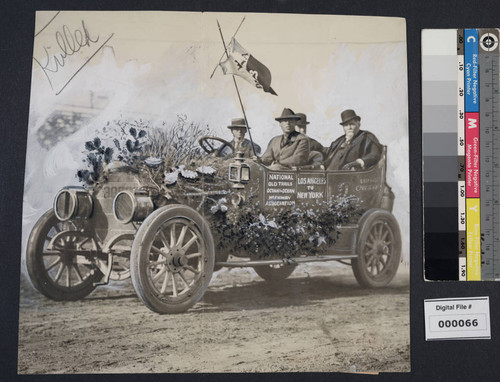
<box><xmin>275</xmin><ymin>116</ymin><xmax>301</xmax><ymax>121</ymax></box>
<box><xmin>228</xmin><ymin>125</ymin><xmax>247</xmax><ymax>129</ymax></box>
<box><xmin>340</xmin><ymin>116</ymin><xmax>361</xmax><ymax>125</ymax></box>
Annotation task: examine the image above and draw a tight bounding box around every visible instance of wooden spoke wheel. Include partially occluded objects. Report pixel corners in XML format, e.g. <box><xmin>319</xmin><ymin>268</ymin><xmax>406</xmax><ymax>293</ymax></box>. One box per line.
<box><xmin>130</xmin><ymin>205</ymin><xmax>215</xmax><ymax>314</ymax></box>
<box><xmin>26</xmin><ymin>210</ymin><xmax>102</xmax><ymax>301</ymax></box>
<box><xmin>352</xmin><ymin>209</ymin><xmax>401</xmax><ymax>288</ymax></box>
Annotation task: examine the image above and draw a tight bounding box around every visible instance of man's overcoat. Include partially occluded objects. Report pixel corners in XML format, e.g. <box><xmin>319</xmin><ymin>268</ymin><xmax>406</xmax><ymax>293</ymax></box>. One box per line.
<box><xmin>323</xmin><ymin>130</ymin><xmax>382</xmax><ymax>170</ymax></box>
<box><xmin>260</xmin><ymin>131</ymin><xmax>310</xmax><ymax>168</ymax></box>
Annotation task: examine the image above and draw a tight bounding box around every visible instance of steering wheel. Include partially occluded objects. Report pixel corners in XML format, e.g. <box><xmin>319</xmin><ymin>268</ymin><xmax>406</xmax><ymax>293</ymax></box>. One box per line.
<box><xmin>199</xmin><ymin>136</ymin><xmax>234</xmax><ymax>157</ymax></box>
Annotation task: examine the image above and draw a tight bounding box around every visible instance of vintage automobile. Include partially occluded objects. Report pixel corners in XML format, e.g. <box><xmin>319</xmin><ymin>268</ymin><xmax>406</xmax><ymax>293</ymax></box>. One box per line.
<box><xmin>26</xmin><ymin>136</ymin><xmax>401</xmax><ymax>314</ymax></box>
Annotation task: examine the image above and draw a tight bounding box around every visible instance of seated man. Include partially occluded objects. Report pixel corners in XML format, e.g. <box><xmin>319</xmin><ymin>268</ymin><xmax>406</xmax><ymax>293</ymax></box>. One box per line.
<box><xmin>258</xmin><ymin>108</ymin><xmax>310</xmax><ymax>170</ymax></box>
<box><xmin>295</xmin><ymin>112</ymin><xmax>324</xmax><ymax>165</ymax></box>
<box><xmin>224</xmin><ymin>118</ymin><xmax>261</xmax><ymax>158</ymax></box>
<box><xmin>323</xmin><ymin>109</ymin><xmax>382</xmax><ymax>171</ymax></box>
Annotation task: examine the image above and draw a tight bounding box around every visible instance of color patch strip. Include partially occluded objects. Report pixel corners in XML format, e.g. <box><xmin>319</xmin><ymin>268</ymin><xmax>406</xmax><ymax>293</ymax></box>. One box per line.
<box><xmin>422</xmin><ymin>29</ymin><xmax>459</xmax><ymax>281</ymax></box>
<box><xmin>465</xmin><ymin>113</ymin><xmax>480</xmax><ymax>197</ymax></box>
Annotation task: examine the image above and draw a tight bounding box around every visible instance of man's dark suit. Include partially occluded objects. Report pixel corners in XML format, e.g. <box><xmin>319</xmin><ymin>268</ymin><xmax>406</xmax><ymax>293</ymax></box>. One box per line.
<box><xmin>323</xmin><ymin>130</ymin><xmax>382</xmax><ymax>170</ymax></box>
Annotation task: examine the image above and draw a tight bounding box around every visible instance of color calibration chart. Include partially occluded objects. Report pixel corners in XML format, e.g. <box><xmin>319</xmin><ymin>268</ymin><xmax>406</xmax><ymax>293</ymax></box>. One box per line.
<box><xmin>423</xmin><ymin>29</ymin><xmax>500</xmax><ymax>281</ymax></box>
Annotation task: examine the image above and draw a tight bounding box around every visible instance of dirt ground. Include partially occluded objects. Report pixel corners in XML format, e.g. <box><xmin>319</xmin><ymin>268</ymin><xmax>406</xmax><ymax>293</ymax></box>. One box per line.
<box><xmin>18</xmin><ymin>263</ymin><xmax>410</xmax><ymax>374</ymax></box>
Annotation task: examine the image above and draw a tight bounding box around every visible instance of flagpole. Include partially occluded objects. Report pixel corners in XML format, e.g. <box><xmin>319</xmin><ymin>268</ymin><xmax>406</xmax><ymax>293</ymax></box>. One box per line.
<box><xmin>209</xmin><ymin>16</ymin><xmax>246</xmax><ymax>80</ymax></box>
<box><xmin>216</xmin><ymin>19</ymin><xmax>257</xmax><ymax>157</ymax></box>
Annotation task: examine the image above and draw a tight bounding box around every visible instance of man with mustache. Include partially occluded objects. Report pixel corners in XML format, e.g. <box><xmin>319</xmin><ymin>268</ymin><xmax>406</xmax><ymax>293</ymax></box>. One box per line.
<box><xmin>323</xmin><ymin>109</ymin><xmax>382</xmax><ymax>171</ymax></box>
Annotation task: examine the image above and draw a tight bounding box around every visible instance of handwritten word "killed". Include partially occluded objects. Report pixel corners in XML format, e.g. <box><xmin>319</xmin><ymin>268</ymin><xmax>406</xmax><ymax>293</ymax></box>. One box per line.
<box><xmin>33</xmin><ymin>19</ymin><xmax>113</xmax><ymax>95</ymax></box>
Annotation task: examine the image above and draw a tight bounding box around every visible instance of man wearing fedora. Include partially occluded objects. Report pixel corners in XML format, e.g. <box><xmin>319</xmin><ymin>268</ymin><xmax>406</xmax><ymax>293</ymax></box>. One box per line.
<box><xmin>258</xmin><ymin>108</ymin><xmax>310</xmax><ymax>170</ymax></box>
<box><xmin>323</xmin><ymin>109</ymin><xmax>382</xmax><ymax>171</ymax></box>
<box><xmin>223</xmin><ymin>118</ymin><xmax>261</xmax><ymax>158</ymax></box>
<box><xmin>295</xmin><ymin>112</ymin><xmax>325</xmax><ymax>155</ymax></box>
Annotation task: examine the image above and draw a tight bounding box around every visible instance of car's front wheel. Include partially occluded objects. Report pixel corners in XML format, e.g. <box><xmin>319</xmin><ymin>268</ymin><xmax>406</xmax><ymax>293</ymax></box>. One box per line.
<box><xmin>26</xmin><ymin>210</ymin><xmax>102</xmax><ymax>301</ymax></box>
<box><xmin>130</xmin><ymin>205</ymin><xmax>215</xmax><ymax>314</ymax></box>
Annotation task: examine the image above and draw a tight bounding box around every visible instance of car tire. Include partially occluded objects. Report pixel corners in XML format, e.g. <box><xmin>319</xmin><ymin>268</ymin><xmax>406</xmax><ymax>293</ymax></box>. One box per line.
<box><xmin>352</xmin><ymin>209</ymin><xmax>401</xmax><ymax>288</ymax></box>
<box><xmin>130</xmin><ymin>204</ymin><xmax>215</xmax><ymax>314</ymax></box>
<box><xmin>26</xmin><ymin>210</ymin><xmax>102</xmax><ymax>301</ymax></box>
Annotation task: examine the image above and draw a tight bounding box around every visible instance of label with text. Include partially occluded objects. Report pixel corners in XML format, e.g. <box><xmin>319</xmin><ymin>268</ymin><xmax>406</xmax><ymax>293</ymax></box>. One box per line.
<box><xmin>424</xmin><ymin>297</ymin><xmax>490</xmax><ymax>340</ymax></box>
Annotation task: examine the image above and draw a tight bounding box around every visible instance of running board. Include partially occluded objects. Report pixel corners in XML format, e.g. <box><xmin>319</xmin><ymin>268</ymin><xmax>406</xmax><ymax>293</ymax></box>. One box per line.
<box><xmin>216</xmin><ymin>254</ymin><xmax>358</xmax><ymax>268</ymax></box>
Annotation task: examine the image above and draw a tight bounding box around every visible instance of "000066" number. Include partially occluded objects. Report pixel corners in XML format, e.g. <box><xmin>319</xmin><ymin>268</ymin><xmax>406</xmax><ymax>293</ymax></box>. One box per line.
<box><xmin>438</xmin><ymin>319</ymin><xmax>478</xmax><ymax>328</ymax></box>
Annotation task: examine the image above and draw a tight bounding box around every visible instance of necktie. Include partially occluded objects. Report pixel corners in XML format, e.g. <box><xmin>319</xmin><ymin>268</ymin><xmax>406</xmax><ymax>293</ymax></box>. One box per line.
<box><xmin>281</xmin><ymin>135</ymin><xmax>291</xmax><ymax>148</ymax></box>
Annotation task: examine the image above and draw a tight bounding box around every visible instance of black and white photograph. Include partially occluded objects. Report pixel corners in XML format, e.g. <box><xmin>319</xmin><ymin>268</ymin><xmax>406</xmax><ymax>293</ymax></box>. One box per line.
<box><xmin>18</xmin><ymin>11</ymin><xmax>409</xmax><ymax>374</ymax></box>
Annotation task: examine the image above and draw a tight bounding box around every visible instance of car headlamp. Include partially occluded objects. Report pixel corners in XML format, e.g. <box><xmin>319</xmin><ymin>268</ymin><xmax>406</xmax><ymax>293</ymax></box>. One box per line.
<box><xmin>113</xmin><ymin>190</ymin><xmax>154</xmax><ymax>224</ymax></box>
<box><xmin>54</xmin><ymin>187</ymin><xmax>93</xmax><ymax>221</ymax></box>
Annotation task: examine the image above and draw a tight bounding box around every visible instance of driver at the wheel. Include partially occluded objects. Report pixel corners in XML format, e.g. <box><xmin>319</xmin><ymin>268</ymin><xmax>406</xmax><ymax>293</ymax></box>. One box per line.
<box><xmin>257</xmin><ymin>108</ymin><xmax>310</xmax><ymax>170</ymax></box>
<box><xmin>222</xmin><ymin>118</ymin><xmax>261</xmax><ymax>158</ymax></box>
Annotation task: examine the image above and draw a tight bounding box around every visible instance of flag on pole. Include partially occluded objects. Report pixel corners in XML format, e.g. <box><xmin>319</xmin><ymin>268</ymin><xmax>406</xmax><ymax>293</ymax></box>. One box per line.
<box><xmin>219</xmin><ymin>38</ymin><xmax>277</xmax><ymax>95</ymax></box>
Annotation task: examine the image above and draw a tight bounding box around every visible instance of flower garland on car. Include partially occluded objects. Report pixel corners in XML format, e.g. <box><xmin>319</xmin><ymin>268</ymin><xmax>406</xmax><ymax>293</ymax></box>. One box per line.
<box><xmin>211</xmin><ymin>196</ymin><xmax>361</xmax><ymax>259</ymax></box>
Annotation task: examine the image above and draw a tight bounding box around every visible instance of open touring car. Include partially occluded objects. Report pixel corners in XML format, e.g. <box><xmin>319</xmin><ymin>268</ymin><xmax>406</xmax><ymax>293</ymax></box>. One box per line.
<box><xmin>26</xmin><ymin>136</ymin><xmax>401</xmax><ymax>314</ymax></box>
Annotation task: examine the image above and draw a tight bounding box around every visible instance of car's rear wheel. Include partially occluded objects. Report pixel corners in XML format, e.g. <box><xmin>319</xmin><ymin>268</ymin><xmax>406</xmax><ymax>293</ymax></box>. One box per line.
<box><xmin>352</xmin><ymin>209</ymin><xmax>401</xmax><ymax>288</ymax></box>
<box><xmin>26</xmin><ymin>210</ymin><xmax>102</xmax><ymax>301</ymax></box>
<box><xmin>254</xmin><ymin>263</ymin><xmax>297</xmax><ymax>281</ymax></box>
<box><xmin>130</xmin><ymin>205</ymin><xmax>215</xmax><ymax>314</ymax></box>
